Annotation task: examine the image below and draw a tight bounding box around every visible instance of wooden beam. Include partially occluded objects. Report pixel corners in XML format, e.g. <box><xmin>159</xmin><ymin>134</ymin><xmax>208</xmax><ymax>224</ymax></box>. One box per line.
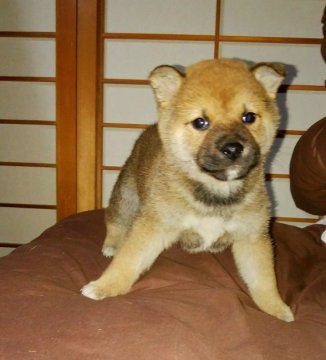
<box><xmin>56</xmin><ymin>0</ymin><xmax>78</xmax><ymax>220</ymax></box>
<box><xmin>96</xmin><ymin>0</ymin><xmax>105</xmax><ymax>209</ymax></box>
<box><xmin>103</xmin><ymin>33</ymin><xmax>214</xmax><ymax>41</ymax></box>
<box><xmin>0</xmin><ymin>31</ymin><xmax>55</xmax><ymax>38</ymax></box>
<box><xmin>76</xmin><ymin>0</ymin><xmax>99</xmax><ymax>212</ymax></box>
<box><xmin>214</xmin><ymin>0</ymin><xmax>222</xmax><ymax>58</ymax></box>
<box><xmin>0</xmin><ymin>120</ymin><xmax>56</xmax><ymax>125</ymax></box>
<box><xmin>272</xmin><ymin>217</ymin><xmax>318</xmax><ymax>223</ymax></box>
<box><xmin>0</xmin><ymin>162</ymin><xmax>56</xmax><ymax>168</ymax></box>
<box><xmin>0</xmin><ymin>203</ymin><xmax>56</xmax><ymax>210</ymax></box>
<box><xmin>0</xmin><ymin>76</ymin><xmax>55</xmax><ymax>82</ymax></box>
<box><xmin>0</xmin><ymin>243</ymin><xmax>22</xmax><ymax>248</ymax></box>
<box><xmin>102</xmin><ymin>33</ymin><xmax>322</xmax><ymax>45</ymax></box>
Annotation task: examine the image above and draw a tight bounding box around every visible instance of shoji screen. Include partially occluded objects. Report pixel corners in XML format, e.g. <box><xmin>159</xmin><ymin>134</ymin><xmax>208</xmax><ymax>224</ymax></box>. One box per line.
<box><xmin>219</xmin><ymin>0</ymin><xmax>325</xmax><ymax>226</ymax></box>
<box><xmin>100</xmin><ymin>0</ymin><xmax>218</xmax><ymax>210</ymax></box>
<box><xmin>99</xmin><ymin>0</ymin><xmax>325</xmax><ymax>227</ymax></box>
<box><xmin>0</xmin><ymin>0</ymin><xmax>56</xmax><ymax>256</ymax></box>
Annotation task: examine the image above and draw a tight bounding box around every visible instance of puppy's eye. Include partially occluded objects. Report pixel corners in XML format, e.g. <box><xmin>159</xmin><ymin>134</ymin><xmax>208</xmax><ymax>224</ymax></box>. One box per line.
<box><xmin>192</xmin><ymin>117</ymin><xmax>210</xmax><ymax>130</ymax></box>
<box><xmin>242</xmin><ymin>112</ymin><xmax>256</xmax><ymax>124</ymax></box>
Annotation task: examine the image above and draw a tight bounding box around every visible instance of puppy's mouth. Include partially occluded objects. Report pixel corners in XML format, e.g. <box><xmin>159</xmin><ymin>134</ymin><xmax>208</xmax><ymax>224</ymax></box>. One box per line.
<box><xmin>200</xmin><ymin>163</ymin><xmax>249</xmax><ymax>181</ymax></box>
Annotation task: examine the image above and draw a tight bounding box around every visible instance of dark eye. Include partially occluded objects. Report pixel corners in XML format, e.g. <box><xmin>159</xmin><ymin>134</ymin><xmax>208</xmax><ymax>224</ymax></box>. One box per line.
<box><xmin>242</xmin><ymin>112</ymin><xmax>256</xmax><ymax>124</ymax></box>
<box><xmin>192</xmin><ymin>117</ymin><xmax>210</xmax><ymax>130</ymax></box>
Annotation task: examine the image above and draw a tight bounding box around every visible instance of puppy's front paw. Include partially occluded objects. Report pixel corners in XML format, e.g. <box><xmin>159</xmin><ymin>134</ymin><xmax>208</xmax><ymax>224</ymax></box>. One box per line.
<box><xmin>321</xmin><ymin>230</ymin><xmax>326</xmax><ymax>244</ymax></box>
<box><xmin>275</xmin><ymin>304</ymin><xmax>295</xmax><ymax>322</ymax></box>
<box><xmin>102</xmin><ymin>246</ymin><xmax>117</xmax><ymax>257</ymax></box>
<box><xmin>81</xmin><ymin>276</ymin><xmax>132</xmax><ymax>300</ymax></box>
<box><xmin>253</xmin><ymin>293</ymin><xmax>294</xmax><ymax>322</ymax></box>
<box><xmin>261</xmin><ymin>300</ymin><xmax>294</xmax><ymax>322</ymax></box>
<box><xmin>81</xmin><ymin>281</ymin><xmax>107</xmax><ymax>300</ymax></box>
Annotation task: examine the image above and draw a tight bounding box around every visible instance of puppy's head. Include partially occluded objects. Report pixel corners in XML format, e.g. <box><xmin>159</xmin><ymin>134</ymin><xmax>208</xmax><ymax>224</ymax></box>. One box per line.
<box><xmin>149</xmin><ymin>59</ymin><xmax>285</xmax><ymax>184</ymax></box>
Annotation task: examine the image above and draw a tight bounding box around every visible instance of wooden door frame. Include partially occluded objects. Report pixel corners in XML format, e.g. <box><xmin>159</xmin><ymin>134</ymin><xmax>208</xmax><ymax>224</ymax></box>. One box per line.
<box><xmin>56</xmin><ymin>0</ymin><xmax>78</xmax><ymax>220</ymax></box>
<box><xmin>77</xmin><ymin>0</ymin><xmax>102</xmax><ymax>213</ymax></box>
<box><xmin>56</xmin><ymin>0</ymin><xmax>101</xmax><ymax>220</ymax></box>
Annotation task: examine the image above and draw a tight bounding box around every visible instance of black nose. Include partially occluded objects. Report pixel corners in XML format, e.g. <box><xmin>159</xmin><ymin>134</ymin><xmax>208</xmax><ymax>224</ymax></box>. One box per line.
<box><xmin>220</xmin><ymin>142</ymin><xmax>244</xmax><ymax>160</ymax></box>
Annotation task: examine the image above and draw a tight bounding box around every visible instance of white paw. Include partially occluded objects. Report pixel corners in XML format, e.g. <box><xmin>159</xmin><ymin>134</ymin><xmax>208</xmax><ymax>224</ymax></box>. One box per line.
<box><xmin>321</xmin><ymin>230</ymin><xmax>326</xmax><ymax>244</ymax></box>
<box><xmin>316</xmin><ymin>216</ymin><xmax>326</xmax><ymax>225</ymax></box>
<box><xmin>314</xmin><ymin>217</ymin><xmax>326</xmax><ymax>243</ymax></box>
<box><xmin>81</xmin><ymin>282</ymin><xmax>104</xmax><ymax>300</ymax></box>
<box><xmin>282</xmin><ymin>307</ymin><xmax>295</xmax><ymax>322</ymax></box>
<box><xmin>102</xmin><ymin>246</ymin><xmax>117</xmax><ymax>257</ymax></box>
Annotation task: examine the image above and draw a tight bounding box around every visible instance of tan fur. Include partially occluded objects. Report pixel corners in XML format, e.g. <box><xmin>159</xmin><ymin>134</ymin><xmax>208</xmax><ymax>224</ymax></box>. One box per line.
<box><xmin>81</xmin><ymin>59</ymin><xmax>294</xmax><ymax>322</ymax></box>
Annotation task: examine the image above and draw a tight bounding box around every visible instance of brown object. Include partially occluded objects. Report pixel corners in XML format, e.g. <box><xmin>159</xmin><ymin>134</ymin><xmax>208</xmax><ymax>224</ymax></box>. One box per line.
<box><xmin>0</xmin><ymin>210</ymin><xmax>325</xmax><ymax>359</ymax></box>
<box><xmin>321</xmin><ymin>5</ymin><xmax>326</xmax><ymax>63</ymax></box>
<box><xmin>290</xmin><ymin>118</ymin><xmax>326</xmax><ymax>215</ymax></box>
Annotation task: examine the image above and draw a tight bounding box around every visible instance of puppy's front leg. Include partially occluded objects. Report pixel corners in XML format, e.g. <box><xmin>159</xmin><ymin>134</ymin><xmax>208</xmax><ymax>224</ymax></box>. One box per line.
<box><xmin>82</xmin><ymin>216</ymin><xmax>175</xmax><ymax>300</ymax></box>
<box><xmin>232</xmin><ymin>236</ymin><xmax>294</xmax><ymax>322</ymax></box>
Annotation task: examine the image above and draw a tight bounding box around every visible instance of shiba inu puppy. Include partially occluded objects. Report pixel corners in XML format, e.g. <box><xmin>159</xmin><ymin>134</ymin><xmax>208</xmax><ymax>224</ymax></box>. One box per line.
<box><xmin>82</xmin><ymin>59</ymin><xmax>294</xmax><ymax>322</ymax></box>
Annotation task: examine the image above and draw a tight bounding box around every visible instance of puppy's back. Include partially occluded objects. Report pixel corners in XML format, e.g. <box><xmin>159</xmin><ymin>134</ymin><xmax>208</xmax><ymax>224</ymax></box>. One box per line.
<box><xmin>127</xmin><ymin>124</ymin><xmax>163</xmax><ymax>200</ymax></box>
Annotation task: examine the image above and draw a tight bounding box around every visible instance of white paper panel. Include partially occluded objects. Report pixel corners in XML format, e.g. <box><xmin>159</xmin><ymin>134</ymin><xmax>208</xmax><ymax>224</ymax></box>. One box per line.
<box><xmin>103</xmin><ymin>84</ymin><xmax>157</xmax><ymax>124</ymax></box>
<box><xmin>0</xmin><ymin>208</ymin><xmax>56</xmax><ymax>244</ymax></box>
<box><xmin>277</xmin><ymin>91</ymin><xmax>326</xmax><ymax>131</ymax></box>
<box><xmin>219</xmin><ymin>43</ymin><xmax>324</xmax><ymax>86</ymax></box>
<box><xmin>0</xmin><ymin>248</ymin><xmax>15</xmax><ymax>257</ymax></box>
<box><xmin>0</xmin><ymin>0</ymin><xmax>55</xmax><ymax>32</ymax></box>
<box><xmin>277</xmin><ymin>221</ymin><xmax>319</xmax><ymax>228</ymax></box>
<box><xmin>0</xmin><ymin>38</ymin><xmax>55</xmax><ymax>77</ymax></box>
<box><xmin>105</xmin><ymin>0</ymin><xmax>216</xmax><ymax>35</ymax></box>
<box><xmin>266</xmin><ymin>179</ymin><xmax>316</xmax><ymax>219</ymax></box>
<box><xmin>0</xmin><ymin>82</ymin><xmax>55</xmax><ymax>120</ymax></box>
<box><xmin>103</xmin><ymin>128</ymin><xmax>143</xmax><ymax>166</ymax></box>
<box><xmin>0</xmin><ymin>167</ymin><xmax>56</xmax><ymax>204</ymax></box>
<box><xmin>0</xmin><ymin>125</ymin><xmax>55</xmax><ymax>163</ymax></box>
<box><xmin>221</xmin><ymin>0</ymin><xmax>325</xmax><ymax>38</ymax></box>
<box><xmin>266</xmin><ymin>136</ymin><xmax>300</xmax><ymax>175</ymax></box>
<box><xmin>104</xmin><ymin>40</ymin><xmax>214</xmax><ymax>79</ymax></box>
<box><xmin>102</xmin><ymin>170</ymin><xmax>120</xmax><ymax>207</ymax></box>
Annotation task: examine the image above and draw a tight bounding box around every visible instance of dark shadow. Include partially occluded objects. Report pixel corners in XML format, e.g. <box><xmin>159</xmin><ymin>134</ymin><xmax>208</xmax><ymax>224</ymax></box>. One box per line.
<box><xmin>265</xmin><ymin>64</ymin><xmax>297</xmax><ymax>174</ymax></box>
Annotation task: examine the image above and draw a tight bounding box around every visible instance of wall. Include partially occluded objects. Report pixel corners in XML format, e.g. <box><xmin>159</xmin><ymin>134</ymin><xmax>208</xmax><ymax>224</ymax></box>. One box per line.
<box><xmin>0</xmin><ymin>0</ymin><xmax>57</xmax><ymax>256</ymax></box>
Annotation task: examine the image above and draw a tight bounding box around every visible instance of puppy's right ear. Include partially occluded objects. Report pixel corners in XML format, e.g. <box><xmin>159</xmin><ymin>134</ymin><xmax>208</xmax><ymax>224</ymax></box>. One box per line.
<box><xmin>149</xmin><ymin>65</ymin><xmax>184</xmax><ymax>108</ymax></box>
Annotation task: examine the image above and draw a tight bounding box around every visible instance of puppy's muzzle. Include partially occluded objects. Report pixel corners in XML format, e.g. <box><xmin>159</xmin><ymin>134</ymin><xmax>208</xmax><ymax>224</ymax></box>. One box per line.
<box><xmin>197</xmin><ymin>128</ymin><xmax>260</xmax><ymax>181</ymax></box>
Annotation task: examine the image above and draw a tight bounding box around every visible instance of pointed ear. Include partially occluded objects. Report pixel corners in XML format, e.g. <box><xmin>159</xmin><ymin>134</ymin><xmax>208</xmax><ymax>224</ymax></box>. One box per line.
<box><xmin>149</xmin><ymin>65</ymin><xmax>184</xmax><ymax>107</ymax></box>
<box><xmin>251</xmin><ymin>63</ymin><xmax>286</xmax><ymax>99</ymax></box>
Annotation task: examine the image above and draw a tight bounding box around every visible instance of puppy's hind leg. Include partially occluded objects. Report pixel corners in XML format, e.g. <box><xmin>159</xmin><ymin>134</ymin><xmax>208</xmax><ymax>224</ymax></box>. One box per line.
<box><xmin>232</xmin><ymin>235</ymin><xmax>294</xmax><ymax>322</ymax></box>
<box><xmin>102</xmin><ymin>169</ymin><xmax>139</xmax><ymax>257</ymax></box>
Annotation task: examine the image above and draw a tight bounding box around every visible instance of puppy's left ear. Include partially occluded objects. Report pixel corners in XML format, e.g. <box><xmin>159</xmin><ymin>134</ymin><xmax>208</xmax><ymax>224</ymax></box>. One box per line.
<box><xmin>251</xmin><ymin>63</ymin><xmax>286</xmax><ymax>99</ymax></box>
<box><xmin>149</xmin><ymin>65</ymin><xmax>185</xmax><ymax>108</ymax></box>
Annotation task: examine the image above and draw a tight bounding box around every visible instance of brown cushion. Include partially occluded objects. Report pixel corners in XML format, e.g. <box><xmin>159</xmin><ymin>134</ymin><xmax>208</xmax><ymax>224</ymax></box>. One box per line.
<box><xmin>0</xmin><ymin>210</ymin><xmax>326</xmax><ymax>359</ymax></box>
<box><xmin>290</xmin><ymin>117</ymin><xmax>326</xmax><ymax>215</ymax></box>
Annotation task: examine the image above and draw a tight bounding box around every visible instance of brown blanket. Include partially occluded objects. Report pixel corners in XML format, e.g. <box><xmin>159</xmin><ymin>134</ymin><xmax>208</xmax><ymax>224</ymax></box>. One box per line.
<box><xmin>0</xmin><ymin>210</ymin><xmax>325</xmax><ymax>359</ymax></box>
